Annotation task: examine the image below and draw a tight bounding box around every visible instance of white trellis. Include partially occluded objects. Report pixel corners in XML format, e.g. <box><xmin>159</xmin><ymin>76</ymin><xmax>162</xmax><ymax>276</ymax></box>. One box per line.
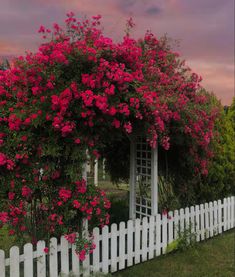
<box><xmin>129</xmin><ymin>136</ymin><xmax>158</xmax><ymax>219</ymax></box>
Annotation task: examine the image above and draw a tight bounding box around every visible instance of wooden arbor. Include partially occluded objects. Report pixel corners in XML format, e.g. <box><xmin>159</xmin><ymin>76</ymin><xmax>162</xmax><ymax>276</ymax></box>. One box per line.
<box><xmin>129</xmin><ymin>135</ymin><xmax>158</xmax><ymax>219</ymax></box>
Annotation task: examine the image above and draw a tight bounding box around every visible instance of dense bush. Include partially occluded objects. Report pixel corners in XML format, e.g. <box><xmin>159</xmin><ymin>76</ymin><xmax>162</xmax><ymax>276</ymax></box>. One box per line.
<box><xmin>0</xmin><ymin>13</ymin><xmax>220</xmax><ymax>257</ymax></box>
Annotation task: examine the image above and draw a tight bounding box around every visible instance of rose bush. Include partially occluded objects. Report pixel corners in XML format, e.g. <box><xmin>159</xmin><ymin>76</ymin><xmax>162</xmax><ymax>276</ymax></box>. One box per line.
<box><xmin>0</xmin><ymin>13</ymin><xmax>219</xmax><ymax>259</ymax></box>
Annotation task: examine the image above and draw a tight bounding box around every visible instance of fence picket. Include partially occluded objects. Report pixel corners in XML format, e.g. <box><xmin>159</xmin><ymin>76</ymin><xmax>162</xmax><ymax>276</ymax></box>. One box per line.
<box><xmin>218</xmin><ymin>200</ymin><xmax>222</xmax><ymax>233</ymax></box>
<box><xmin>24</xmin><ymin>243</ymin><xmax>33</xmax><ymax>277</ymax></box>
<box><xmin>49</xmin><ymin>237</ymin><xmax>58</xmax><ymax>277</ymax></box>
<box><xmin>119</xmin><ymin>222</ymin><xmax>126</xmax><ymax>270</ymax></box>
<box><xmin>142</xmin><ymin>217</ymin><xmax>148</xmax><ymax>261</ymax></box>
<box><xmin>190</xmin><ymin>206</ymin><xmax>195</xmax><ymax>231</ymax></box>
<box><xmin>179</xmin><ymin>208</ymin><xmax>184</xmax><ymax>235</ymax></box>
<box><xmin>195</xmin><ymin>205</ymin><xmax>200</xmax><ymax>241</ymax></box>
<box><xmin>173</xmin><ymin>210</ymin><xmax>179</xmax><ymax>240</ymax></box>
<box><xmin>82</xmin><ymin>250</ymin><xmax>90</xmax><ymax>276</ymax></box>
<box><xmin>101</xmin><ymin>225</ymin><xmax>109</xmax><ymax>274</ymax></box>
<box><xmin>162</xmin><ymin>215</ymin><xmax>167</xmax><ymax>254</ymax></box>
<box><xmin>209</xmin><ymin>202</ymin><xmax>214</xmax><ymax>237</ymax></box>
<box><xmin>148</xmin><ymin>216</ymin><xmax>155</xmax><ymax>259</ymax></box>
<box><xmin>213</xmin><ymin>201</ymin><xmax>218</xmax><ymax>235</ymax></box>
<box><xmin>227</xmin><ymin>197</ymin><xmax>231</xmax><ymax>229</ymax></box>
<box><xmin>0</xmin><ymin>250</ymin><xmax>5</xmax><ymax>277</ymax></box>
<box><xmin>134</xmin><ymin>218</ymin><xmax>141</xmax><ymax>264</ymax></box>
<box><xmin>231</xmin><ymin>197</ymin><xmax>235</xmax><ymax>228</ymax></box>
<box><xmin>168</xmin><ymin>212</ymin><xmax>173</xmax><ymax>245</ymax></box>
<box><xmin>185</xmin><ymin>207</ymin><xmax>190</xmax><ymax>230</ymax></box>
<box><xmin>204</xmin><ymin>203</ymin><xmax>209</xmax><ymax>239</ymax></box>
<box><xmin>155</xmin><ymin>214</ymin><xmax>161</xmax><ymax>256</ymax></box>
<box><xmin>60</xmin><ymin>236</ymin><xmax>69</xmax><ymax>275</ymax></box>
<box><xmin>10</xmin><ymin>246</ymin><xmax>20</xmax><ymax>277</ymax></box>
<box><xmin>92</xmin><ymin>227</ymin><xmax>100</xmax><ymax>273</ymax></box>
<box><xmin>127</xmin><ymin>220</ymin><xmax>134</xmax><ymax>267</ymax></box>
<box><xmin>223</xmin><ymin>198</ymin><xmax>228</xmax><ymax>231</ymax></box>
<box><xmin>110</xmin><ymin>223</ymin><xmax>117</xmax><ymax>272</ymax></box>
<box><xmin>72</xmin><ymin>243</ymin><xmax>80</xmax><ymax>276</ymax></box>
<box><xmin>200</xmin><ymin>204</ymin><xmax>205</xmax><ymax>240</ymax></box>
<box><xmin>37</xmin><ymin>240</ymin><xmax>46</xmax><ymax>277</ymax></box>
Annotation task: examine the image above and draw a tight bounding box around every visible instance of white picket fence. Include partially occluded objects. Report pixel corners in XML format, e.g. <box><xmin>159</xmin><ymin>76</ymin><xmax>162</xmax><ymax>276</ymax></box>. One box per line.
<box><xmin>0</xmin><ymin>196</ymin><xmax>234</xmax><ymax>277</ymax></box>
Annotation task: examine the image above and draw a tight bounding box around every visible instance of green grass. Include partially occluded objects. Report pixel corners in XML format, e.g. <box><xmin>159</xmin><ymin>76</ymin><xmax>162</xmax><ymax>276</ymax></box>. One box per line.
<box><xmin>114</xmin><ymin>230</ymin><xmax>235</xmax><ymax>277</ymax></box>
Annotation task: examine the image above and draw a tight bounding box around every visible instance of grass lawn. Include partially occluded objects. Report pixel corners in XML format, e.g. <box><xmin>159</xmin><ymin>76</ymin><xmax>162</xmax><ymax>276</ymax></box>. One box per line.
<box><xmin>114</xmin><ymin>229</ymin><xmax>235</xmax><ymax>277</ymax></box>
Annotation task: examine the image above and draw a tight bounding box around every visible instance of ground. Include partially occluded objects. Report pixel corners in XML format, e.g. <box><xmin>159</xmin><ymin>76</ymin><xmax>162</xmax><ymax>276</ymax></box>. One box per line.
<box><xmin>114</xmin><ymin>229</ymin><xmax>235</xmax><ymax>277</ymax></box>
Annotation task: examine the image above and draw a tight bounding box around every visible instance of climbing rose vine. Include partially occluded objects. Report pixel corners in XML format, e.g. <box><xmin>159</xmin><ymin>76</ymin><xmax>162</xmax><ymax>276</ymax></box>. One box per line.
<box><xmin>0</xmin><ymin>13</ymin><xmax>218</xmax><ymax>259</ymax></box>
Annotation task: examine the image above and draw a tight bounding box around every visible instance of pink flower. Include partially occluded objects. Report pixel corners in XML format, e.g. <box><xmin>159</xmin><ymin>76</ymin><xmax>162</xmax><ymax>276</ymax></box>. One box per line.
<box><xmin>43</xmin><ymin>247</ymin><xmax>49</xmax><ymax>253</ymax></box>
<box><xmin>0</xmin><ymin>212</ymin><xmax>8</xmax><ymax>223</ymax></box>
<box><xmin>0</xmin><ymin>153</ymin><xmax>7</xmax><ymax>166</ymax></box>
<box><xmin>59</xmin><ymin>188</ymin><xmax>72</xmax><ymax>202</ymax></box>
<box><xmin>73</xmin><ymin>200</ymin><xmax>81</xmax><ymax>209</ymax></box>
<box><xmin>22</xmin><ymin>186</ymin><xmax>32</xmax><ymax>198</ymax></box>
<box><xmin>8</xmin><ymin>192</ymin><xmax>15</xmax><ymax>200</ymax></box>
<box><xmin>64</xmin><ymin>233</ymin><xmax>76</xmax><ymax>244</ymax></box>
<box><xmin>74</xmin><ymin>138</ymin><xmax>81</xmax><ymax>144</ymax></box>
<box><xmin>124</xmin><ymin>122</ymin><xmax>132</xmax><ymax>134</ymax></box>
<box><xmin>112</xmin><ymin>119</ymin><xmax>120</xmax><ymax>129</ymax></box>
<box><xmin>78</xmin><ymin>249</ymin><xmax>86</xmax><ymax>261</ymax></box>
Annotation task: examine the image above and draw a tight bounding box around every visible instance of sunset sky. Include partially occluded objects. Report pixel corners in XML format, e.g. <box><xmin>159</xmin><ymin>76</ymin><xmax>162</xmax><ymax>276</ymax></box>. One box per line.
<box><xmin>0</xmin><ymin>0</ymin><xmax>234</xmax><ymax>105</ymax></box>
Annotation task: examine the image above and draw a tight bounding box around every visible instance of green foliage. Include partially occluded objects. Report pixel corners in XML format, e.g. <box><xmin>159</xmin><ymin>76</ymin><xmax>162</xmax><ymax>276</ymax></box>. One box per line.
<box><xmin>194</xmin><ymin>97</ymin><xmax>235</xmax><ymax>203</ymax></box>
<box><xmin>166</xmin><ymin>223</ymin><xmax>197</xmax><ymax>253</ymax></box>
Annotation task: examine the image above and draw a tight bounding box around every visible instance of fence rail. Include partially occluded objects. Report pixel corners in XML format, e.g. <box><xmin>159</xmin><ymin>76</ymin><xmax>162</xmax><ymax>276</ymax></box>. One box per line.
<box><xmin>0</xmin><ymin>196</ymin><xmax>234</xmax><ymax>276</ymax></box>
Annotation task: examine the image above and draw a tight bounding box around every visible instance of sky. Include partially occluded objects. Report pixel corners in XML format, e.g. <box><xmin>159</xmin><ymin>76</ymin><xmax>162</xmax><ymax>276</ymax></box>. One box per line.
<box><xmin>0</xmin><ymin>0</ymin><xmax>234</xmax><ymax>105</ymax></box>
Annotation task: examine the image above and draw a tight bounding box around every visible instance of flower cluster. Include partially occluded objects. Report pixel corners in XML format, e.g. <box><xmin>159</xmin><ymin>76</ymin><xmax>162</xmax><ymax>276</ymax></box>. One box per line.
<box><xmin>0</xmin><ymin>13</ymin><xmax>218</xmax><ymax>259</ymax></box>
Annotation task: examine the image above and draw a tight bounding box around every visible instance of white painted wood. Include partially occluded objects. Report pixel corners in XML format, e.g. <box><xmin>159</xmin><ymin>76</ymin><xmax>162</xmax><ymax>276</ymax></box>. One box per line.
<box><xmin>173</xmin><ymin>210</ymin><xmax>179</xmax><ymax>240</ymax></box>
<box><xmin>190</xmin><ymin>206</ymin><xmax>195</xmax><ymax>235</ymax></box>
<box><xmin>127</xmin><ymin>220</ymin><xmax>134</xmax><ymax>266</ymax></box>
<box><xmin>94</xmin><ymin>159</ymin><xmax>98</xmax><ymax>186</ymax></box>
<box><xmin>92</xmin><ymin>227</ymin><xmax>100</xmax><ymax>273</ymax></box>
<box><xmin>162</xmin><ymin>215</ymin><xmax>167</xmax><ymax>254</ymax></box>
<box><xmin>227</xmin><ymin>197</ymin><xmax>231</xmax><ymax>229</ymax></box>
<box><xmin>204</xmin><ymin>203</ymin><xmax>209</xmax><ymax>239</ymax></box>
<box><xmin>218</xmin><ymin>200</ymin><xmax>222</xmax><ymax>234</ymax></box>
<box><xmin>49</xmin><ymin>237</ymin><xmax>58</xmax><ymax>277</ymax></box>
<box><xmin>110</xmin><ymin>223</ymin><xmax>117</xmax><ymax>272</ymax></box>
<box><xmin>149</xmin><ymin>216</ymin><xmax>155</xmax><ymax>259</ymax></box>
<box><xmin>37</xmin><ymin>240</ymin><xmax>46</xmax><ymax>277</ymax></box>
<box><xmin>209</xmin><ymin>202</ymin><xmax>214</xmax><ymax>237</ymax></box>
<box><xmin>119</xmin><ymin>222</ymin><xmax>126</xmax><ymax>270</ymax></box>
<box><xmin>101</xmin><ymin>225</ymin><xmax>109</xmax><ymax>274</ymax></box>
<box><xmin>72</xmin><ymin>243</ymin><xmax>80</xmax><ymax>276</ymax></box>
<box><xmin>200</xmin><ymin>204</ymin><xmax>205</xmax><ymax>240</ymax></box>
<box><xmin>0</xmin><ymin>250</ymin><xmax>5</xmax><ymax>277</ymax></box>
<box><xmin>82</xmin><ymin>242</ymin><xmax>90</xmax><ymax>272</ymax></box>
<box><xmin>24</xmin><ymin>243</ymin><xmax>33</xmax><ymax>277</ymax></box>
<box><xmin>223</xmin><ymin>198</ymin><xmax>227</xmax><ymax>231</ymax></box>
<box><xmin>134</xmin><ymin>218</ymin><xmax>141</xmax><ymax>264</ymax></box>
<box><xmin>179</xmin><ymin>208</ymin><xmax>184</xmax><ymax>234</ymax></box>
<box><xmin>151</xmin><ymin>147</ymin><xmax>158</xmax><ymax>215</ymax></box>
<box><xmin>10</xmin><ymin>246</ymin><xmax>20</xmax><ymax>277</ymax></box>
<box><xmin>61</xmin><ymin>236</ymin><xmax>69</xmax><ymax>275</ymax></box>
<box><xmin>185</xmin><ymin>207</ymin><xmax>190</xmax><ymax>230</ymax></box>
<box><xmin>129</xmin><ymin>139</ymin><xmax>136</xmax><ymax>219</ymax></box>
<box><xmin>168</xmin><ymin>212</ymin><xmax>173</xmax><ymax>244</ymax></box>
<box><xmin>155</xmin><ymin>214</ymin><xmax>161</xmax><ymax>256</ymax></box>
<box><xmin>2</xmin><ymin>197</ymin><xmax>235</xmax><ymax>277</ymax></box>
<box><xmin>213</xmin><ymin>201</ymin><xmax>218</xmax><ymax>235</ymax></box>
<box><xmin>195</xmin><ymin>205</ymin><xmax>200</xmax><ymax>241</ymax></box>
<box><xmin>231</xmin><ymin>197</ymin><xmax>235</xmax><ymax>228</ymax></box>
<box><xmin>142</xmin><ymin>217</ymin><xmax>148</xmax><ymax>261</ymax></box>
